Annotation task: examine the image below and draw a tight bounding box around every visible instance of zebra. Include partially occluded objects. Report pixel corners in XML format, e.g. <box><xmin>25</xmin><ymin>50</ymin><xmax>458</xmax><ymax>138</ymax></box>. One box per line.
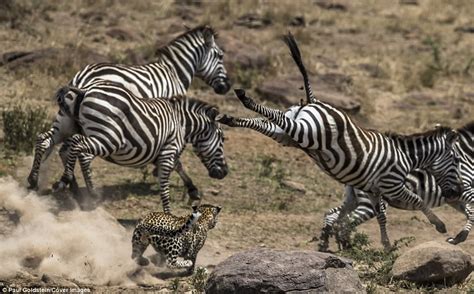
<box><xmin>27</xmin><ymin>25</ymin><xmax>230</xmax><ymax>200</ymax></box>
<box><xmin>319</xmin><ymin>121</ymin><xmax>473</xmax><ymax>250</ymax></box>
<box><xmin>217</xmin><ymin>32</ymin><xmax>463</xmax><ymax>235</ymax></box>
<box><xmin>50</xmin><ymin>80</ymin><xmax>228</xmax><ymax>213</ymax></box>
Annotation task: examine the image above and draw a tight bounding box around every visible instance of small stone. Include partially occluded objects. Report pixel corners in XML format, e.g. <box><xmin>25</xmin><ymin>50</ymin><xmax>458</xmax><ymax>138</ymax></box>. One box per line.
<box><xmin>281</xmin><ymin>180</ymin><xmax>306</xmax><ymax>194</ymax></box>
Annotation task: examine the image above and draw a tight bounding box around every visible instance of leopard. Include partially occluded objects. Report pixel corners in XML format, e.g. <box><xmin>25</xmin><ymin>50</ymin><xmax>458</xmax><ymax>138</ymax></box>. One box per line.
<box><xmin>131</xmin><ymin>204</ymin><xmax>221</xmax><ymax>273</ymax></box>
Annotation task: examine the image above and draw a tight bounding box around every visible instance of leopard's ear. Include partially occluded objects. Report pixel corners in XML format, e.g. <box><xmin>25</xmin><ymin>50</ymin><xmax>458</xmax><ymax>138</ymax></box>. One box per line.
<box><xmin>192</xmin><ymin>205</ymin><xmax>198</xmax><ymax>212</ymax></box>
<box><xmin>216</xmin><ymin>206</ymin><xmax>222</xmax><ymax>213</ymax></box>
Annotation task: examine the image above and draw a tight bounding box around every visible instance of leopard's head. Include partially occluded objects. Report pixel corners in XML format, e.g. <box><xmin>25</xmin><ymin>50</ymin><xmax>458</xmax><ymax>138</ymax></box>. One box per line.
<box><xmin>131</xmin><ymin>227</ymin><xmax>149</xmax><ymax>260</ymax></box>
<box><xmin>197</xmin><ymin>204</ymin><xmax>222</xmax><ymax>229</ymax></box>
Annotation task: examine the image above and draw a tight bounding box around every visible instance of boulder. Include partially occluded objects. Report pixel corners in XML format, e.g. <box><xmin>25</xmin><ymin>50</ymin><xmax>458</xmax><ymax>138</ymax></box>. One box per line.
<box><xmin>205</xmin><ymin>249</ymin><xmax>365</xmax><ymax>293</ymax></box>
<box><xmin>392</xmin><ymin>241</ymin><xmax>473</xmax><ymax>285</ymax></box>
<box><xmin>256</xmin><ymin>74</ymin><xmax>361</xmax><ymax>114</ymax></box>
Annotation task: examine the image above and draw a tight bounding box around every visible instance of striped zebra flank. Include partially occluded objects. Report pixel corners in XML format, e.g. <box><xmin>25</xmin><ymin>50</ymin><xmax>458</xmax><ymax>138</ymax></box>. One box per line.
<box><xmin>51</xmin><ymin>81</ymin><xmax>227</xmax><ymax>213</ymax></box>
<box><xmin>218</xmin><ymin>32</ymin><xmax>464</xmax><ymax>242</ymax></box>
<box><xmin>28</xmin><ymin>25</ymin><xmax>231</xmax><ymax>200</ymax></box>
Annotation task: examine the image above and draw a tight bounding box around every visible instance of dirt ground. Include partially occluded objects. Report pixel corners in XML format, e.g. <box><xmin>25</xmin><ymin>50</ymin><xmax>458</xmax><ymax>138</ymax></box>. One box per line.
<box><xmin>0</xmin><ymin>0</ymin><xmax>473</xmax><ymax>292</ymax></box>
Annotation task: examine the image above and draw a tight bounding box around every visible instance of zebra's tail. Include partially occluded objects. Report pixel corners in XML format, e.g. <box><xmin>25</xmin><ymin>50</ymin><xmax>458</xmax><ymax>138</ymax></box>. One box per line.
<box><xmin>55</xmin><ymin>86</ymin><xmax>85</xmax><ymax>118</ymax></box>
<box><xmin>283</xmin><ymin>32</ymin><xmax>317</xmax><ymax>104</ymax></box>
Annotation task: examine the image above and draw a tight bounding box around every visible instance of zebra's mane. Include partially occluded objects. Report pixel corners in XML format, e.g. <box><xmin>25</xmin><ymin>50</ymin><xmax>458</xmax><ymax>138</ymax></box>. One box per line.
<box><xmin>458</xmin><ymin>121</ymin><xmax>474</xmax><ymax>133</ymax></box>
<box><xmin>385</xmin><ymin>126</ymin><xmax>452</xmax><ymax>140</ymax></box>
<box><xmin>155</xmin><ymin>25</ymin><xmax>218</xmax><ymax>54</ymax></box>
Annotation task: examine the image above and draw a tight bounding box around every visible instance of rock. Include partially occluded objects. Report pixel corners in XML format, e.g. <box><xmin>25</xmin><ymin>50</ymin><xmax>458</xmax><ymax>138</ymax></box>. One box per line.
<box><xmin>399</xmin><ymin>0</ymin><xmax>419</xmax><ymax>5</ymax></box>
<box><xmin>219</xmin><ymin>34</ymin><xmax>269</xmax><ymax>71</ymax></box>
<box><xmin>206</xmin><ymin>249</ymin><xmax>364</xmax><ymax>293</ymax></box>
<box><xmin>289</xmin><ymin>16</ymin><xmax>305</xmax><ymax>27</ymax></box>
<box><xmin>256</xmin><ymin>74</ymin><xmax>361</xmax><ymax>114</ymax></box>
<box><xmin>281</xmin><ymin>180</ymin><xmax>306</xmax><ymax>194</ymax></box>
<box><xmin>455</xmin><ymin>26</ymin><xmax>474</xmax><ymax>34</ymax></box>
<box><xmin>106</xmin><ymin>27</ymin><xmax>136</xmax><ymax>41</ymax></box>
<box><xmin>234</xmin><ymin>13</ymin><xmax>272</xmax><ymax>29</ymax></box>
<box><xmin>1</xmin><ymin>47</ymin><xmax>109</xmax><ymax>70</ymax></box>
<box><xmin>41</xmin><ymin>274</ymin><xmax>79</xmax><ymax>288</ymax></box>
<box><xmin>315</xmin><ymin>1</ymin><xmax>347</xmax><ymax>11</ymax></box>
<box><xmin>392</xmin><ymin>241</ymin><xmax>473</xmax><ymax>285</ymax></box>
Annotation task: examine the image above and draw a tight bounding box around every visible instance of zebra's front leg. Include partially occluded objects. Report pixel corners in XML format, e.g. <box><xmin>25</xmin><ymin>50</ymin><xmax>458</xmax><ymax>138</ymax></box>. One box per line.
<box><xmin>28</xmin><ymin>130</ymin><xmax>54</xmax><ymax>190</ymax></box>
<box><xmin>175</xmin><ymin>160</ymin><xmax>200</xmax><ymax>201</ymax></box>
<box><xmin>447</xmin><ymin>200</ymin><xmax>473</xmax><ymax>244</ymax></box>
<box><xmin>156</xmin><ymin>144</ymin><xmax>182</xmax><ymax>213</ymax></box>
<box><xmin>318</xmin><ymin>207</ymin><xmax>341</xmax><ymax>252</ymax></box>
<box><xmin>375</xmin><ymin>200</ymin><xmax>391</xmax><ymax>250</ymax></box>
<box><xmin>53</xmin><ymin>135</ymin><xmax>107</xmax><ymax>193</ymax></box>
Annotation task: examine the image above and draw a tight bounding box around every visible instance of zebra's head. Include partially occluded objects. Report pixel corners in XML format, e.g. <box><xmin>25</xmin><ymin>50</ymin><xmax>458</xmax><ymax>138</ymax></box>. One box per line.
<box><xmin>425</xmin><ymin>128</ymin><xmax>463</xmax><ymax>200</ymax></box>
<box><xmin>182</xmin><ymin>99</ymin><xmax>229</xmax><ymax>180</ymax></box>
<box><xmin>195</xmin><ymin>26</ymin><xmax>231</xmax><ymax>95</ymax></box>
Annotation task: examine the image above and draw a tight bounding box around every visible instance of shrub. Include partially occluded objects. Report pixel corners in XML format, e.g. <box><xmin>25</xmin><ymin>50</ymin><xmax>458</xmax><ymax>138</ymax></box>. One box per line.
<box><xmin>1</xmin><ymin>104</ymin><xmax>50</xmax><ymax>153</ymax></box>
<box><xmin>190</xmin><ymin>267</ymin><xmax>208</xmax><ymax>293</ymax></box>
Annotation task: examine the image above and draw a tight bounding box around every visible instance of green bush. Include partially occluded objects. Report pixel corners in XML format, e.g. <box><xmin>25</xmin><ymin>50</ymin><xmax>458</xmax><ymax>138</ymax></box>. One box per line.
<box><xmin>1</xmin><ymin>104</ymin><xmax>50</xmax><ymax>153</ymax></box>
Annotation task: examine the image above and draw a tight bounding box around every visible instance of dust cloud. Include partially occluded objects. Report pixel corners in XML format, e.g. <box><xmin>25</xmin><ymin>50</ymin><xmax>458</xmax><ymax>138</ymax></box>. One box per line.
<box><xmin>0</xmin><ymin>177</ymin><xmax>160</xmax><ymax>286</ymax></box>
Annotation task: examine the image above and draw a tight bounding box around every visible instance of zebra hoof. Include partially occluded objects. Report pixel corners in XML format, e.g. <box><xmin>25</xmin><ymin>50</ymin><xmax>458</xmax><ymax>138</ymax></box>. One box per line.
<box><xmin>215</xmin><ymin>114</ymin><xmax>235</xmax><ymax>126</ymax></box>
<box><xmin>435</xmin><ymin>222</ymin><xmax>447</xmax><ymax>234</ymax></box>
<box><xmin>27</xmin><ymin>176</ymin><xmax>39</xmax><ymax>191</ymax></box>
<box><xmin>52</xmin><ymin>181</ymin><xmax>67</xmax><ymax>192</ymax></box>
<box><xmin>188</xmin><ymin>187</ymin><xmax>201</xmax><ymax>201</ymax></box>
<box><xmin>136</xmin><ymin>256</ymin><xmax>150</xmax><ymax>266</ymax></box>
<box><xmin>447</xmin><ymin>230</ymin><xmax>469</xmax><ymax>245</ymax></box>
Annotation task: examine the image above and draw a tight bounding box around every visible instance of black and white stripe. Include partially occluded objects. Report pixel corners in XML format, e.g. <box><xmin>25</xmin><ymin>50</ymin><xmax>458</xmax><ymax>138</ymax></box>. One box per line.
<box><xmin>319</xmin><ymin>121</ymin><xmax>473</xmax><ymax>249</ymax></box>
<box><xmin>50</xmin><ymin>81</ymin><xmax>227</xmax><ymax>213</ymax></box>
<box><xmin>218</xmin><ymin>33</ymin><xmax>463</xmax><ymax>237</ymax></box>
<box><xmin>28</xmin><ymin>25</ymin><xmax>230</xmax><ymax>197</ymax></box>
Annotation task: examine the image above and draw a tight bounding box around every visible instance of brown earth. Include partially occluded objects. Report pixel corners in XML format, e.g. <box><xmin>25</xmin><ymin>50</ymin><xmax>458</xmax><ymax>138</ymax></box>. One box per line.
<box><xmin>0</xmin><ymin>0</ymin><xmax>473</xmax><ymax>293</ymax></box>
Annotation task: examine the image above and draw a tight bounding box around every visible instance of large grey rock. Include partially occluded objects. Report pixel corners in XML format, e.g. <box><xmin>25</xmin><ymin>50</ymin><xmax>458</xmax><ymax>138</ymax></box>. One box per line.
<box><xmin>392</xmin><ymin>241</ymin><xmax>473</xmax><ymax>285</ymax></box>
<box><xmin>206</xmin><ymin>249</ymin><xmax>365</xmax><ymax>293</ymax></box>
<box><xmin>256</xmin><ymin>74</ymin><xmax>361</xmax><ymax>114</ymax></box>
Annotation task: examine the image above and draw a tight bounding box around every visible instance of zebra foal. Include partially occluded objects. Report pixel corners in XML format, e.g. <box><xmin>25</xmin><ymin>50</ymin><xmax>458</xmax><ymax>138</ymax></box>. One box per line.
<box><xmin>28</xmin><ymin>25</ymin><xmax>230</xmax><ymax>200</ymax></box>
<box><xmin>52</xmin><ymin>81</ymin><xmax>227</xmax><ymax>213</ymax></box>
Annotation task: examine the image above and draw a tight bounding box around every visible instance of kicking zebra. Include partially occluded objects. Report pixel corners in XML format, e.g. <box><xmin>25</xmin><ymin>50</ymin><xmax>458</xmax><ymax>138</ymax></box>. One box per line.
<box><xmin>51</xmin><ymin>80</ymin><xmax>228</xmax><ymax>213</ymax></box>
<box><xmin>28</xmin><ymin>25</ymin><xmax>230</xmax><ymax>200</ymax></box>
<box><xmin>319</xmin><ymin>121</ymin><xmax>473</xmax><ymax>250</ymax></box>
<box><xmin>217</xmin><ymin>33</ymin><xmax>463</xmax><ymax>234</ymax></box>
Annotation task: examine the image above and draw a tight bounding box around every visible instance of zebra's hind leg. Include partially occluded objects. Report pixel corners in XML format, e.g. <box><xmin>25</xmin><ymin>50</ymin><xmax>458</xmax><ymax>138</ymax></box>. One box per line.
<box><xmin>381</xmin><ymin>183</ymin><xmax>447</xmax><ymax>233</ymax></box>
<box><xmin>447</xmin><ymin>201</ymin><xmax>473</xmax><ymax>244</ymax></box>
<box><xmin>53</xmin><ymin>134</ymin><xmax>108</xmax><ymax>194</ymax></box>
<box><xmin>175</xmin><ymin>160</ymin><xmax>200</xmax><ymax>201</ymax></box>
<box><xmin>28</xmin><ymin>130</ymin><xmax>54</xmax><ymax>190</ymax></box>
<box><xmin>58</xmin><ymin>142</ymin><xmax>80</xmax><ymax>196</ymax></box>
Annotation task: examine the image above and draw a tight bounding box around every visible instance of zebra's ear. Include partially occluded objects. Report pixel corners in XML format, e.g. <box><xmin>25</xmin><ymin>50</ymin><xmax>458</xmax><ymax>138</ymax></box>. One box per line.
<box><xmin>203</xmin><ymin>26</ymin><xmax>215</xmax><ymax>49</ymax></box>
<box><xmin>206</xmin><ymin>107</ymin><xmax>219</xmax><ymax>120</ymax></box>
<box><xmin>446</xmin><ymin>130</ymin><xmax>459</xmax><ymax>145</ymax></box>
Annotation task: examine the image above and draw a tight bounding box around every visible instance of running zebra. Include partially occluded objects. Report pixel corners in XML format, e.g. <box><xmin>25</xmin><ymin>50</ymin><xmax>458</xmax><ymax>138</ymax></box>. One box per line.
<box><xmin>217</xmin><ymin>33</ymin><xmax>463</xmax><ymax>233</ymax></box>
<box><xmin>319</xmin><ymin>121</ymin><xmax>473</xmax><ymax>250</ymax></box>
<box><xmin>51</xmin><ymin>81</ymin><xmax>227</xmax><ymax>213</ymax></box>
<box><xmin>28</xmin><ymin>25</ymin><xmax>230</xmax><ymax>199</ymax></box>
